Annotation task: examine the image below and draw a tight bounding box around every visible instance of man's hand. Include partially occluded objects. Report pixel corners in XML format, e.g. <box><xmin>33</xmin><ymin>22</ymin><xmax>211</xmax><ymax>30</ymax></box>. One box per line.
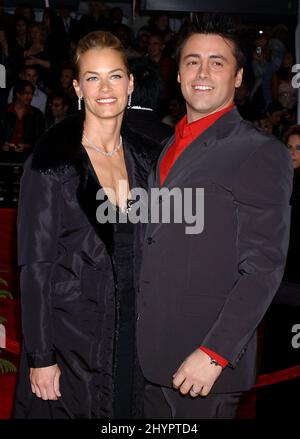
<box><xmin>172</xmin><ymin>349</ymin><xmax>223</xmax><ymax>397</ymax></box>
<box><xmin>30</xmin><ymin>364</ymin><xmax>61</xmax><ymax>401</ymax></box>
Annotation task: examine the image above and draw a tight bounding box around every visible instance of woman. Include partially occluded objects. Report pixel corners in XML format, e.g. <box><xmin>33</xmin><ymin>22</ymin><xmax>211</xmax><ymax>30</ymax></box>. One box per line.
<box><xmin>23</xmin><ymin>23</ymin><xmax>51</xmax><ymax>90</ymax></box>
<box><xmin>272</xmin><ymin>51</ymin><xmax>297</xmax><ymax>111</ymax></box>
<box><xmin>282</xmin><ymin>125</ymin><xmax>300</xmax><ymax>284</ymax></box>
<box><xmin>14</xmin><ymin>31</ymin><xmax>160</xmax><ymax>419</ymax></box>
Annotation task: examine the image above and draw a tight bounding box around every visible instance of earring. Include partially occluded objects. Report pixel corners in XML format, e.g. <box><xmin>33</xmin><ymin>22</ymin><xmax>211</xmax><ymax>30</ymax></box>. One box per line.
<box><xmin>78</xmin><ymin>95</ymin><xmax>82</xmax><ymax>111</ymax></box>
<box><xmin>127</xmin><ymin>93</ymin><xmax>132</xmax><ymax>109</ymax></box>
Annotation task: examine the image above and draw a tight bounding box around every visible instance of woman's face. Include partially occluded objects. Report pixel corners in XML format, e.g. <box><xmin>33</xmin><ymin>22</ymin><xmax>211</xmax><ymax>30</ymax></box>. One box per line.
<box><xmin>30</xmin><ymin>26</ymin><xmax>42</xmax><ymax>44</ymax></box>
<box><xmin>287</xmin><ymin>134</ymin><xmax>300</xmax><ymax>169</ymax></box>
<box><xmin>73</xmin><ymin>48</ymin><xmax>134</xmax><ymax>122</ymax></box>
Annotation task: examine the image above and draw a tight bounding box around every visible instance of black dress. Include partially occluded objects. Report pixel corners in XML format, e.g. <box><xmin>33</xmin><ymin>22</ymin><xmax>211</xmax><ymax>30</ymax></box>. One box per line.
<box><xmin>113</xmin><ymin>218</ymin><xmax>136</xmax><ymax>418</ymax></box>
<box><xmin>89</xmin><ymin>152</ymin><xmax>138</xmax><ymax>419</ymax></box>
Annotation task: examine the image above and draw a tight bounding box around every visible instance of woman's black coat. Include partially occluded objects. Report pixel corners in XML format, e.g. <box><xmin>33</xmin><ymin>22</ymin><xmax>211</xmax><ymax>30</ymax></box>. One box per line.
<box><xmin>14</xmin><ymin>112</ymin><xmax>161</xmax><ymax>418</ymax></box>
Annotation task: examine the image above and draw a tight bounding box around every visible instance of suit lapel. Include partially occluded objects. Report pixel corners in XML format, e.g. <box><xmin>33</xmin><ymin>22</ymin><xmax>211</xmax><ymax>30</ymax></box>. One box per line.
<box><xmin>155</xmin><ymin>108</ymin><xmax>243</xmax><ymax>189</ymax></box>
<box><xmin>146</xmin><ymin>108</ymin><xmax>243</xmax><ymax>235</ymax></box>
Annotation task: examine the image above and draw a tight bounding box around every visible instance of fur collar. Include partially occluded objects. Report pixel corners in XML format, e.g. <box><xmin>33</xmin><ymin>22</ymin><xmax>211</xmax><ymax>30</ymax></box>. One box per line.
<box><xmin>31</xmin><ymin>112</ymin><xmax>161</xmax><ymax>175</ymax></box>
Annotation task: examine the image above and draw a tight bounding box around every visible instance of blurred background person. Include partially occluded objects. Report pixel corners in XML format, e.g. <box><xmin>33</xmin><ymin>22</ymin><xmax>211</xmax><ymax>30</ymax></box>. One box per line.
<box><xmin>161</xmin><ymin>95</ymin><xmax>185</xmax><ymax>128</ymax></box>
<box><xmin>7</xmin><ymin>16</ymin><xmax>30</xmax><ymax>83</ymax></box>
<box><xmin>125</xmin><ymin>56</ymin><xmax>173</xmax><ymax>143</ymax></box>
<box><xmin>0</xmin><ymin>79</ymin><xmax>44</xmax><ymax>156</ymax></box>
<box><xmin>147</xmin><ymin>31</ymin><xmax>177</xmax><ymax>115</ymax></box>
<box><xmin>7</xmin><ymin>65</ymin><xmax>47</xmax><ymax>114</ymax></box>
<box><xmin>235</xmin><ymin>80</ymin><xmax>257</xmax><ymax>121</ymax></box>
<box><xmin>79</xmin><ymin>0</ymin><xmax>108</xmax><ymax>38</ymax></box>
<box><xmin>23</xmin><ymin>23</ymin><xmax>51</xmax><ymax>91</ymax></box>
<box><xmin>45</xmin><ymin>92</ymin><xmax>70</xmax><ymax>128</ymax></box>
<box><xmin>254</xmin><ymin>101</ymin><xmax>284</xmax><ymax>138</ymax></box>
<box><xmin>272</xmin><ymin>51</ymin><xmax>297</xmax><ymax>111</ymax></box>
<box><xmin>58</xmin><ymin>3</ymin><xmax>80</xmax><ymax>51</ymax></box>
<box><xmin>14</xmin><ymin>2</ymin><xmax>35</xmax><ymax>26</ymax></box>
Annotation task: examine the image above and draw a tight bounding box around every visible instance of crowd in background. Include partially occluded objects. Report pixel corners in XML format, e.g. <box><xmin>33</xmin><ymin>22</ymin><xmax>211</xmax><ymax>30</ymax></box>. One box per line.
<box><xmin>0</xmin><ymin>0</ymin><xmax>298</xmax><ymax>156</ymax></box>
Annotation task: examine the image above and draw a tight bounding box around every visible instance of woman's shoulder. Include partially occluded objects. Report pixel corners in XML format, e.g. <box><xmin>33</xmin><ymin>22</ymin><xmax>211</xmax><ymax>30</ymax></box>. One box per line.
<box><xmin>31</xmin><ymin>113</ymin><xmax>84</xmax><ymax>175</ymax></box>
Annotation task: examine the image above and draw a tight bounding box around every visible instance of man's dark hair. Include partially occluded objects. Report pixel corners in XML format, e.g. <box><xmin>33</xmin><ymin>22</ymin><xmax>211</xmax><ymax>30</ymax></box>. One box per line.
<box><xmin>13</xmin><ymin>79</ymin><xmax>34</xmax><ymax>101</ymax></box>
<box><xmin>175</xmin><ymin>13</ymin><xmax>246</xmax><ymax>73</ymax></box>
<box><xmin>20</xmin><ymin>64</ymin><xmax>39</xmax><ymax>75</ymax></box>
<box><xmin>128</xmin><ymin>56</ymin><xmax>164</xmax><ymax>110</ymax></box>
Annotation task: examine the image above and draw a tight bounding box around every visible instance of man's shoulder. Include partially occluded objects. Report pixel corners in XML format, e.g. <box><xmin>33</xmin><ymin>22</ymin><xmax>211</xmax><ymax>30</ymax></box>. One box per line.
<box><xmin>236</xmin><ymin>118</ymin><xmax>287</xmax><ymax>153</ymax></box>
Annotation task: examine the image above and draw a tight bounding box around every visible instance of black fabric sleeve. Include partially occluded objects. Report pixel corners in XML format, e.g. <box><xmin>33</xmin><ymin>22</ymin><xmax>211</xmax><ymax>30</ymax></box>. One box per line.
<box><xmin>18</xmin><ymin>155</ymin><xmax>62</xmax><ymax>367</ymax></box>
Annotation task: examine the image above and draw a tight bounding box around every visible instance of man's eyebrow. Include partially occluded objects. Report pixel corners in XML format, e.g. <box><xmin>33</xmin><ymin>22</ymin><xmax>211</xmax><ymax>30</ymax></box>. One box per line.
<box><xmin>183</xmin><ymin>54</ymin><xmax>200</xmax><ymax>61</ymax></box>
<box><xmin>209</xmin><ymin>54</ymin><xmax>228</xmax><ymax>62</ymax></box>
<box><xmin>182</xmin><ymin>54</ymin><xmax>228</xmax><ymax>62</ymax></box>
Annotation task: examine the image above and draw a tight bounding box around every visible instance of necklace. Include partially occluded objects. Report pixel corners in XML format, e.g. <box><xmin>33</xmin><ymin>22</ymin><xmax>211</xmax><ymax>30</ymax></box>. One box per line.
<box><xmin>82</xmin><ymin>132</ymin><xmax>122</xmax><ymax>157</ymax></box>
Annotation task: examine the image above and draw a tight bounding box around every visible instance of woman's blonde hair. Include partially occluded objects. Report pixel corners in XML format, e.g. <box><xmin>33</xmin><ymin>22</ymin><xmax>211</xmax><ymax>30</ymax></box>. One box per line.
<box><xmin>74</xmin><ymin>31</ymin><xmax>129</xmax><ymax>79</ymax></box>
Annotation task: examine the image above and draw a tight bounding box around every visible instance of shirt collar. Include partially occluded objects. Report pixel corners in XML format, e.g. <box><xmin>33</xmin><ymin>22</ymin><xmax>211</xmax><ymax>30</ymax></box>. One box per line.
<box><xmin>176</xmin><ymin>103</ymin><xmax>235</xmax><ymax>140</ymax></box>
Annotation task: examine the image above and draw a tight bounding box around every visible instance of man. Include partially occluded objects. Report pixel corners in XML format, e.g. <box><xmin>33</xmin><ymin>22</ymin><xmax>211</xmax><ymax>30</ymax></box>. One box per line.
<box><xmin>79</xmin><ymin>0</ymin><xmax>108</xmax><ymax>38</ymax></box>
<box><xmin>136</xmin><ymin>14</ymin><xmax>293</xmax><ymax>419</ymax></box>
<box><xmin>125</xmin><ymin>56</ymin><xmax>173</xmax><ymax>143</ymax></box>
<box><xmin>45</xmin><ymin>93</ymin><xmax>69</xmax><ymax>129</ymax></box>
<box><xmin>147</xmin><ymin>32</ymin><xmax>177</xmax><ymax>115</ymax></box>
<box><xmin>58</xmin><ymin>3</ymin><xmax>80</xmax><ymax>48</ymax></box>
<box><xmin>7</xmin><ymin>66</ymin><xmax>47</xmax><ymax>114</ymax></box>
<box><xmin>0</xmin><ymin>79</ymin><xmax>44</xmax><ymax>154</ymax></box>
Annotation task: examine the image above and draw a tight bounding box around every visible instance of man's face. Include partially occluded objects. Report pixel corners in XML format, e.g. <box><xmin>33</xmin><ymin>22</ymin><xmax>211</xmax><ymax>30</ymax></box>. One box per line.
<box><xmin>60</xmin><ymin>68</ymin><xmax>74</xmax><ymax>89</ymax></box>
<box><xmin>23</xmin><ymin>68</ymin><xmax>38</xmax><ymax>86</ymax></box>
<box><xmin>178</xmin><ymin>33</ymin><xmax>243</xmax><ymax>122</ymax></box>
<box><xmin>148</xmin><ymin>36</ymin><xmax>164</xmax><ymax>59</ymax></box>
<box><xmin>50</xmin><ymin>97</ymin><xmax>67</xmax><ymax>118</ymax></box>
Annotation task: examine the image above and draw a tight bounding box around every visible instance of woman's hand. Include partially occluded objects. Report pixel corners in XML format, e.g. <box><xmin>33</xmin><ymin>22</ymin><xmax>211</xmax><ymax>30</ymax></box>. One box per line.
<box><xmin>30</xmin><ymin>364</ymin><xmax>62</xmax><ymax>400</ymax></box>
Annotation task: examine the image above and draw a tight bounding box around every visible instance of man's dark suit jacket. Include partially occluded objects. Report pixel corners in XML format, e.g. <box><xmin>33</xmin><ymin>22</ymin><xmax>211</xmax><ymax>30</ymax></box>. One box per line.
<box><xmin>136</xmin><ymin>107</ymin><xmax>293</xmax><ymax>393</ymax></box>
